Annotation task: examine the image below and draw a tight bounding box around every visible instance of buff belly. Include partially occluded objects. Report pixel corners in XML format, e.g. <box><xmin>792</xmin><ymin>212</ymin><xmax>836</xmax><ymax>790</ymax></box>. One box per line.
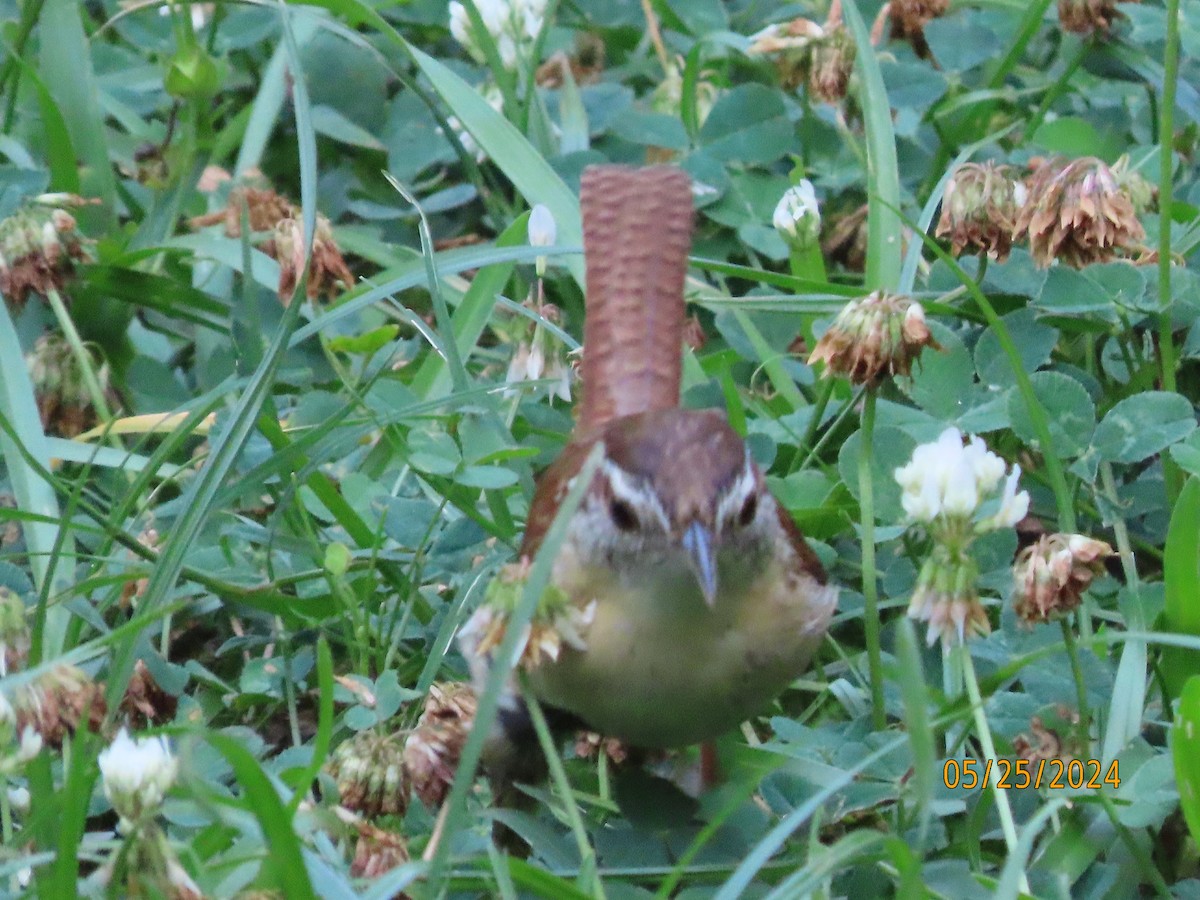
<box><xmin>525</xmin><ymin>550</ymin><xmax>835</xmax><ymax>748</ymax></box>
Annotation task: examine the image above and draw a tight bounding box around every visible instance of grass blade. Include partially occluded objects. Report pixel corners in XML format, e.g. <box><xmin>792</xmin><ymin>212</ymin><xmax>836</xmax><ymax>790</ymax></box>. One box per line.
<box><xmin>841</xmin><ymin>0</ymin><xmax>902</xmax><ymax>291</ymax></box>
<box><xmin>206</xmin><ymin>731</ymin><xmax>317</xmax><ymax>899</ymax></box>
<box><xmin>0</xmin><ymin>299</ymin><xmax>73</xmax><ymax>656</ymax></box>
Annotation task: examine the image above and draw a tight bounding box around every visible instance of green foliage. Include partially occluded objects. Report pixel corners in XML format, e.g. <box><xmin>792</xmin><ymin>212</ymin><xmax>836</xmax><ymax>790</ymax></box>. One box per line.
<box><xmin>0</xmin><ymin>0</ymin><xmax>1199</xmax><ymax>896</ymax></box>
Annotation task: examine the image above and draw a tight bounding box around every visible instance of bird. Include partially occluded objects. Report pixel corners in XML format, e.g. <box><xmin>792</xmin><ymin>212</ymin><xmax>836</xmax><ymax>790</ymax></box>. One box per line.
<box><xmin>458</xmin><ymin>164</ymin><xmax>837</xmax><ymax>820</ymax></box>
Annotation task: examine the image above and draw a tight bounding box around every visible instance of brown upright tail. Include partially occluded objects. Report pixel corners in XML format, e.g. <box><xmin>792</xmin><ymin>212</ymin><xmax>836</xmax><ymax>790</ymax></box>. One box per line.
<box><xmin>576</xmin><ymin>166</ymin><xmax>694</xmax><ymax>434</ymax></box>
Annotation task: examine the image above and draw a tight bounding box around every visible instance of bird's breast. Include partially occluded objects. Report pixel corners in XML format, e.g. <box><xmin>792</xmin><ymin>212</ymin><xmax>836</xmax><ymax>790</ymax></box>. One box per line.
<box><xmin>525</xmin><ymin>544</ymin><xmax>835</xmax><ymax>747</ymax></box>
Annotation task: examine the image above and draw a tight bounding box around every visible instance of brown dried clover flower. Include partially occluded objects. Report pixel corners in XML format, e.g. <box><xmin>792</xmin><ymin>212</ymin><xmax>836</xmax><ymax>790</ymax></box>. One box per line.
<box><xmin>1013</xmin><ymin>706</ymin><xmax>1084</xmax><ymax>765</ymax></box>
<box><xmin>26</xmin><ymin>332</ymin><xmax>114</xmax><ymax>438</ymax></box>
<box><xmin>119</xmin><ymin>659</ymin><xmax>178</xmax><ymax>728</ymax></box>
<box><xmin>190</xmin><ymin>182</ymin><xmax>353</xmax><ymax>302</ymax></box>
<box><xmin>682</xmin><ymin>314</ymin><xmax>707</xmax><ymax>352</ymax></box>
<box><xmin>1015</xmin><ymin>156</ymin><xmax>1146</xmax><ymax>268</ymax></box>
<box><xmin>190</xmin><ymin>183</ymin><xmax>294</xmax><ymax>235</ymax></box>
<box><xmin>886</xmin><ymin>0</ymin><xmax>949</xmax><ymax>44</ymax></box>
<box><xmin>267</xmin><ymin>216</ymin><xmax>355</xmax><ymax>305</ymax></box>
<box><xmin>0</xmin><ymin>195</ymin><xmax>93</xmax><ymax>310</ymax></box>
<box><xmin>350</xmin><ymin>821</ymin><xmax>410</xmax><ymax>879</ymax></box>
<box><xmin>402</xmin><ymin>681</ymin><xmax>477</xmax><ymax>809</ymax></box>
<box><xmin>823</xmin><ymin>203</ymin><xmax>869</xmax><ymax>272</ymax></box>
<box><xmin>936</xmin><ymin>162</ymin><xmax>1022</xmax><ymax>261</ymax></box>
<box><xmin>1013</xmin><ymin>533</ymin><xmax>1113</xmax><ymax>625</ymax></box>
<box><xmin>535</xmin><ymin>32</ymin><xmax>606</xmax><ymax>88</ymax></box>
<box><xmin>808</xmin><ymin>291</ymin><xmax>937</xmax><ymax>385</ymax></box>
<box><xmin>746</xmin><ymin>17</ymin><xmax>824</xmax><ymax>91</ymax></box>
<box><xmin>326</xmin><ymin>730</ymin><xmax>408</xmax><ymax>817</ymax></box>
<box><xmin>807</xmin><ymin>25</ymin><xmax>856</xmax><ymax>104</ymax></box>
<box><xmin>574</xmin><ymin>731</ymin><xmax>632</xmax><ymax>765</ymax></box>
<box><xmin>459</xmin><ymin>558</ymin><xmax>595</xmax><ymax>673</ymax></box>
<box><xmin>13</xmin><ymin>663</ymin><xmax>107</xmax><ymax>747</ymax></box>
<box><xmin>1058</xmin><ymin>0</ymin><xmax>1138</xmax><ymax>34</ymax></box>
<box><xmin>746</xmin><ymin>14</ymin><xmax>854</xmax><ymax>104</ymax></box>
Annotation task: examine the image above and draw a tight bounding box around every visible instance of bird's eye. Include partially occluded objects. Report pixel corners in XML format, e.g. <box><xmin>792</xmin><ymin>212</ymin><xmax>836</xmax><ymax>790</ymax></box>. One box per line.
<box><xmin>609</xmin><ymin>498</ymin><xmax>639</xmax><ymax>532</ymax></box>
<box><xmin>736</xmin><ymin>493</ymin><xmax>758</xmax><ymax>527</ymax></box>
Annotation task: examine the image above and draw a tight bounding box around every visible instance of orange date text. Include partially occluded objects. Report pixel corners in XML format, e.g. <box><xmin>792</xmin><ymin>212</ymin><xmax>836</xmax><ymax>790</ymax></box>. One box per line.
<box><xmin>941</xmin><ymin>758</ymin><xmax>1120</xmax><ymax>790</ymax></box>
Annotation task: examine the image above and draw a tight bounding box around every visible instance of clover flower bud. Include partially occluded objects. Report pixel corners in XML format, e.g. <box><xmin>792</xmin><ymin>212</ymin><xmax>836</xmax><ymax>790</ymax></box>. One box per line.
<box><xmin>773</xmin><ymin>181</ymin><xmax>821</xmax><ymax>252</ymax></box>
<box><xmin>326</xmin><ymin>730</ymin><xmax>408</xmax><ymax>818</ymax></box>
<box><xmin>527</xmin><ymin>204</ymin><xmax>556</xmax><ymax>248</ymax></box>
<box><xmin>528</xmin><ymin>204</ymin><xmax>555</xmax><ymax>277</ymax></box>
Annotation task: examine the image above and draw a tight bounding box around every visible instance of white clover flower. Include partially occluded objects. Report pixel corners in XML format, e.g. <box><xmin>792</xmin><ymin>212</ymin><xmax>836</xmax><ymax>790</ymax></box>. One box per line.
<box><xmin>894</xmin><ymin>427</ymin><xmax>1028</xmax><ymax>531</ymax></box>
<box><xmin>896</xmin><ymin>427</ymin><xmax>1030</xmax><ymax>647</ymax></box>
<box><xmin>773</xmin><ymin>180</ymin><xmax>821</xmax><ymax>251</ymax></box>
<box><xmin>98</xmin><ymin>728</ymin><xmax>178</xmax><ymax>830</ymax></box>
<box><xmin>449</xmin><ymin>0</ymin><xmax>545</xmax><ymax>71</ymax></box>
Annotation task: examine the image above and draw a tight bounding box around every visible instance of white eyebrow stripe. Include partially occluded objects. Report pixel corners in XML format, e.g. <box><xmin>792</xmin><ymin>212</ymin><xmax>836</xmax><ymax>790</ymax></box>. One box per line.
<box><xmin>715</xmin><ymin>451</ymin><xmax>758</xmax><ymax>530</ymax></box>
<box><xmin>601</xmin><ymin>458</ymin><xmax>671</xmax><ymax>533</ymax></box>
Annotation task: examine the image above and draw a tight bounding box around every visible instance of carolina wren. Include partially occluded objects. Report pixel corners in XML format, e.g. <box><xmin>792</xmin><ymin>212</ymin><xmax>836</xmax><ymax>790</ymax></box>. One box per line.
<box><xmin>461</xmin><ymin>165</ymin><xmax>836</xmax><ymax>766</ymax></box>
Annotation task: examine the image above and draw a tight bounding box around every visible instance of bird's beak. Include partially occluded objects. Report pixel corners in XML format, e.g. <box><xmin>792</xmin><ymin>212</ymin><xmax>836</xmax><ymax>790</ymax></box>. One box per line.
<box><xmin>681</xmin><ymin>520</ymin><xmax>718</xmax><ymax>608</ymax></box>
